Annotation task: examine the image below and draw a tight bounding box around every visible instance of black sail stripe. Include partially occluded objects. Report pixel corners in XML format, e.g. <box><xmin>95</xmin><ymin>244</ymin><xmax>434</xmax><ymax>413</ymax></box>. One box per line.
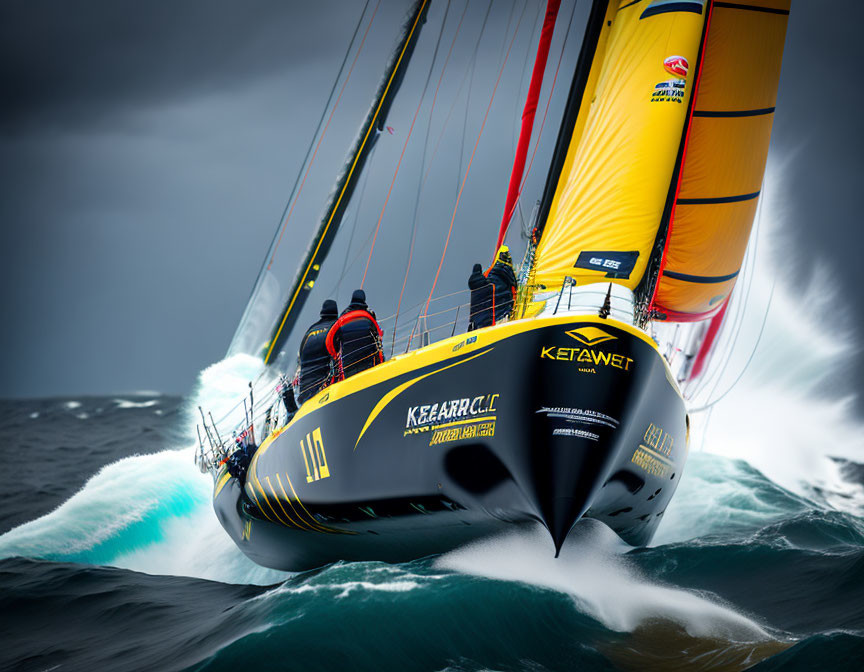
<box><xmin>641</xmin><ymin>2</ymin><xmax>704</xmax><ymax>20</ymax></box>
<box><xmin>713</xmin><ymin>2</ymin><xmax>789</xmax><ymax>15</ymax></box>
<box><xmin>677</xmin><ymin>191</ymin><xmax>761</xmax><ymax>205</ymax></box>
<box><xmin>693</xmin><ymin>107</ymin><xmax>775</xmax><ymax>118</ymax></box>
<box><xmin>619</xmin><ymin>0</ymin><xmax>643</xmax><ymax>9</ymax></box>
<box><xmin>663</xmin><ymin>270</ymin><xmax>740</xmax><ymax>283</ymax></box>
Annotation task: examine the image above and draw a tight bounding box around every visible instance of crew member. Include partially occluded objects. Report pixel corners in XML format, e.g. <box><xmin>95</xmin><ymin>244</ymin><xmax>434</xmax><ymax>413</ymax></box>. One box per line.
<box><xmin>277</xmin><ymin>374</ymin><xmax>298</xmax><ymax>420</ymax></box>
<box><xmin>297</xmin><ymin>299</ymin><xmax>339</xmax><ymax>405</ymax></box>
<box><xmin>326</xmin><ymin>289</ymin><xmax>384</xmax><ymax>379</ymax></box>
<box><xmin>225</xmin><ymin>431</ymin><xmax>256</xmax><ymax>483</ymax></box>
<box><xmin>487</xmin><ymin>245</ymin><xmax>517</xmax><ymax>323</ymax></box>
<box><xmin>468</xmin><ymin>263</ymin><xmax>494</xmax><ymax>330</ymax></box>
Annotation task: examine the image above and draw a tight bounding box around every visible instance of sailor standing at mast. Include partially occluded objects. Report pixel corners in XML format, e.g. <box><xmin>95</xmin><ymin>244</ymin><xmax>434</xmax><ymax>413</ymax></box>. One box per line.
<box><xmin>468</xmin><ymin>263</ymin><xmax>494</xmax><ymax>330</ymax></box>
<box><xmin>487</xmin><ymin>245</ymin><xmax>517</xmax><ymax>323</ymax></box>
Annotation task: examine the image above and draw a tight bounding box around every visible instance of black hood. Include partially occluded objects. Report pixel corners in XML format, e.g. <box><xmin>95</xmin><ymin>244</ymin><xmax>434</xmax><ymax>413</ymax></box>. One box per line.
<box><xmin>347</xmin><ymin>289</ymin><xmax>368</xmax><ymax>311</ymax></box>
<box><xmin>320</xmin><ymin>299</ymin><xmax>338</xmax><ymax>320</ymax></box>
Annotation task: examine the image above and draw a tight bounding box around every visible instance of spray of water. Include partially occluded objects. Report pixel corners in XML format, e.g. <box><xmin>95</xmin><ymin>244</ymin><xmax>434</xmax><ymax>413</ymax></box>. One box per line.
<box><xmin>0</xmin><ymin>354</ymin><xmax>288</xmax><ymax>585</ymax></box>
<box><xmin>437</xmin><ymin>522</ymin><xmax>772</xmax><ymax>641</ymax></box>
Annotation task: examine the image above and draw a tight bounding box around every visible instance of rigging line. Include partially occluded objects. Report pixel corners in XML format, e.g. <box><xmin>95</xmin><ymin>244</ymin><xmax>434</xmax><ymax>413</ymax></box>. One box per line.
<box><xmin>689</xmin><ymin>180</ymin><xmax>765</xmax><ymax>402</ymax></box>
<box><xmin>688</xmin><ymin>280</ymin><xmax>775</xmax><ymax>414</ymax></box>
<box><xmin>704</xmin><ymin>206</ymin><xmax>761</xmax><ymax>399</ymax></box>
<box><xmin>419</xmin><ymin>1</ymin><xmax>493</xmax><ymax>189</ymax></box>
<box><xmin>361</xmin><ymin>0</ymin><xmax>454</xmax><ymax>289</ymax></box>
<box><xmin>234</xmin><ymin>0</ymin><xmax>373</xmax><ymax>340</ymax></box>
<box><xmin>325</xmin><ymin>208</ymin><xmax>384</xmax><ymax>297</ymax></box>
<box><xmin>459</xmin><ymin>2</ymin><xmax>495</xmax><ymax>196</ymax></box>
<box><xmin>698</xmin><ymin>180</ymin><xmax>763</xmax><ymax>400</ymax></box>
<box><xmin>391</xmin><ymin>0</ymin><xmax>470</xmax><ymax>357</ymax></box>
<box><xmin>264</xmin><ymin>0</ymin><xmax>432</xmax><ymax>365</ymax></box>
<box><xmin>498</xmin><ymin>0</ymin><xmax>519</xmax><ymax>69</ymax></box>
<box><xmin>688</xmin><ymin>242</ymin><xmax>751</xmax><ymax>400</ymax></box>
<box><xmin>499</xmin><ymin>0</ymin><xmax>579</xmax><ymax>244</ymax></box>
<box><xmin>266</xmin><ymin>0</ymin><xmax>381</xmax><ymax>271</ymax></box>
<box><xmin>423</xmin><ymin>0</ymin><xmax>529</xmax><ymax>317</ymax></box>
<box><xmin>336</xmin><ymin>143</ymin><xmax>379</xmax><ymax>297</ymax></box>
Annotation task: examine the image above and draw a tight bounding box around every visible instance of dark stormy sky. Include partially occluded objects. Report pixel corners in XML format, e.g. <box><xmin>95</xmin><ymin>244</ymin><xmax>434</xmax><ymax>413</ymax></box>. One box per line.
<box><xmin>0</xmin><ymin>0</ymin><xmax>862</xmax><ymax>399</ymax></box>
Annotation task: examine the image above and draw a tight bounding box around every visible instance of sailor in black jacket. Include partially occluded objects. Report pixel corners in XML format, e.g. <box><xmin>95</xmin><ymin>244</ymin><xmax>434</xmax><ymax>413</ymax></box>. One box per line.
<box><xmin>326</xmin><ymin>289</ymin><xmax>383</xmax><ymax>379</ymax></box>
<box><xmin>487</xmin><ymin>245</ymin><xmax>517</xmax><ymax>323</ymax></box>
<box><xmin>468</xmin><ymin>263</ymin><xmax>494</xmax><ymax>330</ymax></box>
<box><xmin>296</xmin><ymin>299</ymin><xmax>339</xmax><ymax>405</ymax></box>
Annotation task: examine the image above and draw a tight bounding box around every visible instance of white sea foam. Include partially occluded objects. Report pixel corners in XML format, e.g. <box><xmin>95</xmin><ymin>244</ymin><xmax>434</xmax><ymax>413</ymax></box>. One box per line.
<box><xmin>113</xmin><ymin>398</ymin><xmax>160</xmax><ymax>409</ymax></box>
<box><xmin>0</xmin><ymin>354</ymin><xmax>285</xmax><ymax>585</ymax></box>
<box><xmin>437</xmin><ymin>523</ymin><xmax>770</xmax><ymax>640</ymax></box>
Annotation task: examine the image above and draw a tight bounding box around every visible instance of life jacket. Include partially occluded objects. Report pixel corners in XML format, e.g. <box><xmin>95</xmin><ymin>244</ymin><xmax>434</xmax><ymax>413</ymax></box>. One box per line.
<box><xmin>325</xmin><ymin>310</ymin><xmax>384</xmax><ymax>380</ymax></box>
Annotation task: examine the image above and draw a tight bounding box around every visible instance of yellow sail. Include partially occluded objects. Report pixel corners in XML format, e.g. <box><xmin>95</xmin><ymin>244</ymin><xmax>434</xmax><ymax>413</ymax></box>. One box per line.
<box><xmin>653</xmin><ymin>0</ymin><xmax>790</xmax><ymax>319</ymax></box>
<box><xmin>533</xmin><ymin>0</ymin><xmax>707</xmax><ymax>292</ymax></box>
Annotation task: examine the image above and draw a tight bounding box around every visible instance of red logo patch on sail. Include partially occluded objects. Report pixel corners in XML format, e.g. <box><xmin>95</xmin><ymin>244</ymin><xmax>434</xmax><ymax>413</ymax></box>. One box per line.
<box><xmin>663</xmin><ymin>55</ymin><xmax>689</xmax><ymax>78</ymax></box>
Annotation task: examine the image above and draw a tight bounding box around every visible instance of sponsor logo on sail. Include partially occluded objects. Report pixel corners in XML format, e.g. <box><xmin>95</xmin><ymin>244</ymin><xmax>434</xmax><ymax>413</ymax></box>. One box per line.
<box><xmin>651</xmin><ymin>78</ymin><xmax>686</xmax><ymax>103</ymax></box>
<box><xmin>574</xmin><ymin>250</ymin><xmax>638</xmax><ymax>279</ymax></box>
<box><xmin>663</xmin><ymin>55</ymin><xmax>689</xmax><ymax>78</ymax></box>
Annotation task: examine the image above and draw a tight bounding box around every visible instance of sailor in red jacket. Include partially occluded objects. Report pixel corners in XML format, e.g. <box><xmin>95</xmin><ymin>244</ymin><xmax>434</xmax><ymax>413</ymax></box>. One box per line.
<box><xmin>325</xmin><ymin>289</ymin><xmax>384</xmax><ymax>380</ymax></box>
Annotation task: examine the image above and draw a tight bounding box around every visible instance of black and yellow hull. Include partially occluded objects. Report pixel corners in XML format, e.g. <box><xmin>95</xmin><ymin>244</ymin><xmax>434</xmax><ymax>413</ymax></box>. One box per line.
<box><xmin>213</xmin><ymin>315</ymin><xmax>687</xmax><ymax>571</ymax></box>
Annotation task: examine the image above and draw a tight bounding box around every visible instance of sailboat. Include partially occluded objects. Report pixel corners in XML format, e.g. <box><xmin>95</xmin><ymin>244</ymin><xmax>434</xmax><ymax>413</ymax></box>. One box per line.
<box><xmin>196</xmin><ymin>0</ymin><xmax>791</xmax><ymax>571</ymax></box>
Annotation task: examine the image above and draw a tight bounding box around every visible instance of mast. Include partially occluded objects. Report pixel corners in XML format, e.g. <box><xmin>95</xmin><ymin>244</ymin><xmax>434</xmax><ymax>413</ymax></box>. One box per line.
<box><xmin>263</xmin><ymin>0</ymin><xmax>431</xmax><ymax>366</ymax></box>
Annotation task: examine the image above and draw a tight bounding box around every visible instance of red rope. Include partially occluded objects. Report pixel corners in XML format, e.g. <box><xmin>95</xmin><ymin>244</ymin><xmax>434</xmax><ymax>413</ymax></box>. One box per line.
<box><xmin>497</xmin><ymin>0</ymin><xmax>576</xmax><ymax>252</ymax></box>
<box><xmin>689</xmin><ymin>296</ymin><xmax>729</xmax><ymax>380</ymax></box>
<box><xmin>423</xmin><ymin>0</ymin><xmax>528</xmax><ymax>317</ymax></box>
<box><xmin>495</xmin><ymin>0</ymin><xmax>561</xmax><ymax>253</ymax></box>
<box><xmin>267</xmin><ymin>0</ymin><xmax>381</xmax><ymax>271</ymax></box>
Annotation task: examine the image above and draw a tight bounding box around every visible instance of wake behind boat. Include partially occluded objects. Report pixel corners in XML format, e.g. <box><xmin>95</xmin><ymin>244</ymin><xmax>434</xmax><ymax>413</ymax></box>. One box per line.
<box><xmin>196</xmin><ymin>0</ymin><xmax>790</xmax><ymax>571</ymax></box>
